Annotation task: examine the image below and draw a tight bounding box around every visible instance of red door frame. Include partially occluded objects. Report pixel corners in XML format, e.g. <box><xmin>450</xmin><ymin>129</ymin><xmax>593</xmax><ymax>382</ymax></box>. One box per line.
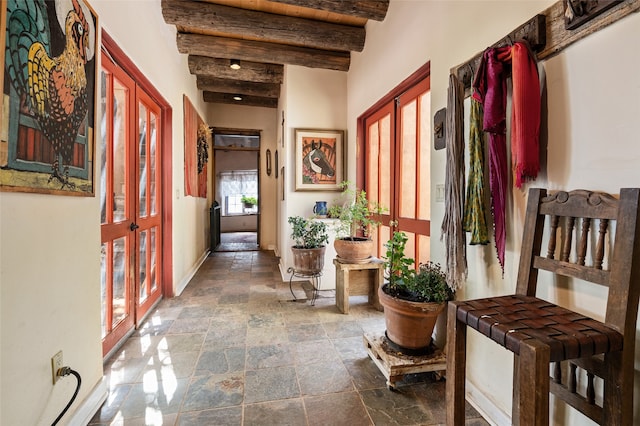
<box><xmin>102</xmin><ymin>31</ymin><xmax>174</xmax><ymax>299</ymax></box>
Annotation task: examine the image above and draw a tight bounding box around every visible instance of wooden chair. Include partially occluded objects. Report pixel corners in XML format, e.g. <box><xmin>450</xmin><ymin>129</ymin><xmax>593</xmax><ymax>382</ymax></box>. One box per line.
<box><xmin>446</xmin><ymin>188</ymin><xmax>640</xmax><ymax>425</ymax></box>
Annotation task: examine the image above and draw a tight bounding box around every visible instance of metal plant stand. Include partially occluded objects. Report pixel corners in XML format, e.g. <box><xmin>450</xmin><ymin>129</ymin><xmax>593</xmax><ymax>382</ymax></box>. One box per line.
<box><xmin>287</xmin><ymin>267</ymin><xmax>322</xmax><ymax>306</ymax></box>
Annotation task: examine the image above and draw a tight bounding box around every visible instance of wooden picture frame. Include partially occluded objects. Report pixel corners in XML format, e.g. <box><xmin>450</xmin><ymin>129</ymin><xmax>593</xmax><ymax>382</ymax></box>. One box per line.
<box><xmin>294</xmin><ymin>128</ymin><xmax>344</xmax><ymax>191</ymax></box>
<box><xmin>1</xmin><ymin>0</ymin><xmax>98</xmax><ymax>196</ymax></box>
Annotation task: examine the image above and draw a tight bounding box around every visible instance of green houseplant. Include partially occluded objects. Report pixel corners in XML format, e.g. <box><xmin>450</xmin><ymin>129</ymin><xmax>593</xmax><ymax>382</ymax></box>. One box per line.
<box><xmin>380</xmin><ymin>231</ymin><xmax>454</xmax><ymax>353</ymax></box>
<box><xmin>241</xmin><ymin>195</ymin><xmax>258</xmax><ymax>208</ymax></box>
<box><xmin>288</xmin><ymin>216</ymin><xmax>329</xmax><ymax>274</ymax></box>
<box><xmin>328</xmin><ymin>181</ymin><xmax>386</xmax><ymax>263</ymax></box>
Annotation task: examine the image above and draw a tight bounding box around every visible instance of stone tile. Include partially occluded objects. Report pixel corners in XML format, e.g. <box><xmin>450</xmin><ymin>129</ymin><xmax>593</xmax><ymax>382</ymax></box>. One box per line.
<box><xmin>218</xmin><ymin>293</ymin><xmax>250</xmax><ymax>304</ymax></box>
<box><xmin>286</xmin><ymin>323</ymin><xmax>328</xmax><ymax>342</ymax></box>
<box><xmin>159</xmin><ymin>333</ymin><xmax>205</xmax><ymax>354</ymax></box>
<box><xmin>296</xmin><ymin>360</ymin><xmax>355</xmax><ymax>396</ymax></box>
<box><xmin>304</xmin><ymin>391</ymin><xmax>373</xmax><ymax>426</ymax></box>
<box><xmin>105</xmin><ymin>356</ymin><xmax>148</xmax><ymax>386</ymax></box>
<box><xmin>107</xmin><ymin>413</ymin><xmax>177</xmax><ymax>426</ymax></box>
<box><xmin>138</xmin><ymin>351</ymin><xmax>199</xmax><ymax>381</ymax></box>
<box><xmin>332</xmin><ymin>336</ymin><xmax>370</xmax><ymax>360</ymax></box>
<box><xmin>194</xmin><ymin>347</ymin><xmax>245</xmax><ymax>375</ymax></box>
<box><xmin>246</xmin><ymin>343</ymin><xmax>295</xmax><ymax>369</ymax></box>
<box><xmin>247</xmin><ymin>312</ymin><xmax>285</xmax><ymax>328</ymax></box>
<box><xmin>293</xmin><ymin>340</ymin><xmax>341</xmax><ymax>365</ymax></box>
<box><xmin>167</xmin><ymin>318</ymin><xmax>211</xmax><ymax>334</ymax></box>
<box><xmin>343</xmin><ymin>358</ymin><xmax>387</xmax><ymax>390</ymax></box>
<box><xmin>117</xmin><ymin>378</ymin><xmax>189</xmax><ymax>419</ymax></box>
<box><xmin>88</xmin><ymin>383</ymin><xmax>132</xmax><ymax>423</ymax></box>
<box><xmin>244</xmin><ymin>366</ymin><xmax>300</xmax><ymax>403</ymax></box>
<box><xmin>360</xmin><ymin>387</ymin><xmax>434</xmax><ymax>425</ymax></box>
<box><xmin>243</xmin><ymin>398</ymin><xmax>307</xmax><ymax>425</ymax></box>
<box><xmin>134</xmin><ymin>319</ymin><xmax>174</xmax><ymax>337</ymax></box>
<box><xmin>246</xmin><ymin>325</ymin><xmax>288</xmax><ymax>346</ymax></box>
<box><xmin>116</xmin><ymin>335</ymin><xmax>163</xmax><ymax>359</ymax></box>
<box><xmin>177</xmin><ymin>406</ymin><xmax>242</xmax><ymax>425</ymax></box>
<box><xmin>182</xmin><ymin>373</ymin><xmax>244</xmax><ymax>412</ymax></box>
<box><xmin>177</xmin><ymin>305</ymin><xmax>217</xmax><ymax>319</ymax></box>
<box><xmin>203</xmin><ymin>325</ymin><xmax>246</xmax><ymax>350</ymax></box>
<box><xmin>322</xmin><ymin>320</ymin><xmax>365</xmax><ymax>339</ymax></box>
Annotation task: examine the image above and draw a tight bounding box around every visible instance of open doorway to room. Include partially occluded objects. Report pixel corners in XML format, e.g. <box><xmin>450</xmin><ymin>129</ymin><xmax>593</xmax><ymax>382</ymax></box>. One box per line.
<box><xmin>212</xmin><ymin>128</ymin><xmax>261</xmax><ymax>252</ymax></box>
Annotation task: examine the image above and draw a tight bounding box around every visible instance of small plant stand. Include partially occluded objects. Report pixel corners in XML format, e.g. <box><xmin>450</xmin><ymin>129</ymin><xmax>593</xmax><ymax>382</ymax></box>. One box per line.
<box><xmin>363</xmin><ymin>331</ymin><xmax>446</xmax><ymax>391</ymax></box>
<box><xmin>287</xmin><ymin>267</ymin><xmax>322</xmax><ymax>306</ymax></box>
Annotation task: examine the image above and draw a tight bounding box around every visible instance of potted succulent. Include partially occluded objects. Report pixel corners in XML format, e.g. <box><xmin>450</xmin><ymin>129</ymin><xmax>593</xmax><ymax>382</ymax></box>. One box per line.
<box><xmin>328</xmin><ymin>181</ymin><xmax>386</xmax><ymax>263</ymax></box>
<box><xmin>288</xmin><ymin>216</ymin><xmax>329</xmax><ymax>274</ymax></box>
<box><xmin>379</xmin><ymin>231</ymin><xmax>454</xmax><ymax>354</ymax></box>
<box><xmin>241</xmin><ymin>195</ymin><xmax>258</xmax><ymax>209</ymax></box>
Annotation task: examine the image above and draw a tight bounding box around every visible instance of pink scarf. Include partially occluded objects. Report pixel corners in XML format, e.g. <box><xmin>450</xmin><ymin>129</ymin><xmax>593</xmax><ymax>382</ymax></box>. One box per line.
<box><xmin>472</xmin><ymin>42</ymin><xmax>541</xmax><ymax>271</ymax></box>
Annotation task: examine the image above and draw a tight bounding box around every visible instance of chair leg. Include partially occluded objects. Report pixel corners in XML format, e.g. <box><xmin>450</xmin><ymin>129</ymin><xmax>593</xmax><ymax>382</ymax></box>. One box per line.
<box><xmin>446</xmin><ymin>301</ymin><xmax>467</xmax><ymax>426</ymax></box>
<box><xmin>603</xmin><ymin>350</ymin><xmax>629</xmax><ymax>426</ymax></box>
<box><xmin>516</xmin><ymin>340</ymin><xmax>550</xmax><ymax>426</ymax></box>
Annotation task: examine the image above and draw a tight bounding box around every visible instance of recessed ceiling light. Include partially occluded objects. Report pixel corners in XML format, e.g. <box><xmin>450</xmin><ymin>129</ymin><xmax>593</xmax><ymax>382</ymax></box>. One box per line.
<box><xmin>233</xmin><ymin>95</ymin><xmax>243</xmax><ymax>101</ymax></box>
<box><xmin>230</xmin><ymin>59</ymin><xmax>241</xmax><ymax>70</ymax></box>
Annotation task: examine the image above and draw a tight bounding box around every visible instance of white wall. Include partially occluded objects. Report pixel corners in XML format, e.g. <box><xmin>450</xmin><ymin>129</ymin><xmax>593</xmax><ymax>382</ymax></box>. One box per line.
<box><xmin>208</xmin><ymin>104</ymin><xmax>278</xmax><ymax>249</ymax></box>
<box><xmin>0</xmin><ymin>1</ymin><xmax>211</xmax><ymax>424</ymax></box>
<box><xmin>279</xmin><ymin>66</ymin><xmax>348</xmax><ymax>282</ymax></box>
<box><xmin>348</xmin><ymin>1</ymin><xmax>640</xmax><ymax>424</ymax></box>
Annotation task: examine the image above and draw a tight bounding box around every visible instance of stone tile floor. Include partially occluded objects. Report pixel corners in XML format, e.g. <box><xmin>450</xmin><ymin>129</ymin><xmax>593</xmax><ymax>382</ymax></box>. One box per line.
<box><xmin>90</xmin><ymin>250</ymin><xmax>489</xmax><ymax>425</ymax></box>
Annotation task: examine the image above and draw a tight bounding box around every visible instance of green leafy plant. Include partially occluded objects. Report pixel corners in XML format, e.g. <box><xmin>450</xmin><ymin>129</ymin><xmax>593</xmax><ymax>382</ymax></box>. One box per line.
<box><xmin>383</xmin><ymin>231</ymin><xmax>454</xmax><ymax>303</ymax></box>
<box><xmin>288</xmin><ymin>216</ymin><xmax>329</xmax><ymax>249</ymax></box>
<box><xmin>241</xmin><ymin>195</ymin><xmax>258</xmax><ymax>206</ymax></box>
<box><xmin>328</xmin><ymin>181</ymin><xmax>386</xmax><ymax>239</ymax></box>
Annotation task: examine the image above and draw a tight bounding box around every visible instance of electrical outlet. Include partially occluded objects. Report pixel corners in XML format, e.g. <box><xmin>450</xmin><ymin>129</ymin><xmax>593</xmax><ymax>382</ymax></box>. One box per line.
<box><xmin>51</xmin><ymin>351</ymin><xmax>63</xmax><ymax>384</ymax></box>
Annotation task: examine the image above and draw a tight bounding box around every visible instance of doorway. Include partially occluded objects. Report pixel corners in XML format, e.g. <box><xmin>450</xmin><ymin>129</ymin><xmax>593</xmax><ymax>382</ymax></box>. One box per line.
<box><xmin>99</xmin><ymin>32</ymin><xmax>173</xmax><ymax>358</ymax></box>
<box><xmin>212</xmin><ymin>129</ymin><xmax>261</xmax><ymax>252</ymax></box>
<box><xmin>358</xmin><ymin>63</ymin><xmax>432</xmax><ymax>265</ymax></box>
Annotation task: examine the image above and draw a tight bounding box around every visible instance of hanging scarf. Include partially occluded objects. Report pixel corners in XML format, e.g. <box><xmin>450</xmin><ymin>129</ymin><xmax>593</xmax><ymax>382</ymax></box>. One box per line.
<box><xmin>510</xmin><ymin>42</ymin><xmax>541</xmax><ymax>188</ymax></box>
<box><xmin>473</xmin><ymin>47</ymin><xmax>509</xmax><ymax>272</ymax></box>
<box><xmin>463</xmin><ymin>98</ymin><xmax>490</xmax><ymax>245</ymax></box>
<box><xmin>440</xmin><ymin>73</ymin><xmax>467</xmax><ymax>290</ymax></box>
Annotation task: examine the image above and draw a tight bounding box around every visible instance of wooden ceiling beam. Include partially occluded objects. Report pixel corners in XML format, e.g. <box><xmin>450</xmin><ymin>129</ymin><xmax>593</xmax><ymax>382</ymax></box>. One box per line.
<box><xmin>197</xmin><ymin>76</ymin><xmax>281</xmax><ymax>98</ymax></box>
<box><xmin>268</xmin><ymin>0</ymin><xmax>390</xmax><ymax>22</ymax></box>
<box><xmin>203</xmin><ymin>91</ymin><xmax>278</xmax><ymax>108</ymax></box>
<box><xmin>162</xmin><ymin>0</ymin><xmax>365</xmax><ymax>52</ymax></box>
<box><xmin>178</xmin><ymin>33</ymin><xmax>350</xmax><ymax>71</ymax></box>
<box><xmin>188</xmin><ymin>56</ymin><xmax>284</xmax><ymax>84</ymax></box>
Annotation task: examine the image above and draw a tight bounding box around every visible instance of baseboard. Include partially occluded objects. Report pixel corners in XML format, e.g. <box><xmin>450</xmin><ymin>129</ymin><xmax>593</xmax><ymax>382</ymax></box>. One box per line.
<box><xmin>466</xmin><ymin>379</ymin><xmax>511</xmax><ymax>426</ymax></box>
<box><xmin>175</xmin><ymin>250</ymin><xmax>210</xmax><ymax>296</ymax></box>
<box><xmin>68</xmin><ymin>377</ymin><xmax>108</xmax><ymax>426</ymax></box>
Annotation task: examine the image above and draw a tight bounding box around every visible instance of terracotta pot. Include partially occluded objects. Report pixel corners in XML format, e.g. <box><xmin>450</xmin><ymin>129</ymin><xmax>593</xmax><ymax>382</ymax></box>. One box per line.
<box><xmin>334</xmin><ymin>237</ymin><xmax>374</xmax><ymax>263</ymax></box>
<box><xmin>378</xmin><ymin>284</ymin><xmax>446</xmax><ymax>350</ymax></box>
<box><xmin>291</xmin><ymin>246</ymin><xmax>326</xmax><ymax>274</ymax></box>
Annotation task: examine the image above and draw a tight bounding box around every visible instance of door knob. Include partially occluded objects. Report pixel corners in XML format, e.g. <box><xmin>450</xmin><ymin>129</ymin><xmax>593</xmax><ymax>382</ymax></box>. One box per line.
<box><xmin>130</xmin><ymin>222</ymin><xmax>139</xmax><ymax>231</ymax></box>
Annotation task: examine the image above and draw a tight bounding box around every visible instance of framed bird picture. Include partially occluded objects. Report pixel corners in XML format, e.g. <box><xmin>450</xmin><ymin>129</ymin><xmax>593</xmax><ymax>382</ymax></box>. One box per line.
<box><xmin>2</xmin><ymin>0</ymin><xmax>98</xmax><ymax>196</ymax></box>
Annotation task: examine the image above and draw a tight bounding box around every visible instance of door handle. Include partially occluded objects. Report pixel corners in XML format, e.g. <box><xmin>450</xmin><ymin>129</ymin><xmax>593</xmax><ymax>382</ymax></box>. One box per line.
<box><xmin>130</xmin><ymin>222</ymin><xmax>140</xmax><ymax>231</ymax></box>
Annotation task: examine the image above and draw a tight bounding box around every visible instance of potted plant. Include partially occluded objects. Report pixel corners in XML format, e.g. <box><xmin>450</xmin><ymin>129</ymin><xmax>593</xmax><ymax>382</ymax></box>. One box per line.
<box><xmin>288</xmin><ymin>216</ymin><xmax>329</xmax><ymax>274</ymax></box>
<box><xmin>241</xmin><ymin>195</ymin><xmax>258</xmax><ymax>209</ymax></box>
<box><xmin>379</xmin><ymin>231</ymin><xmax>454</xmax><ymax>354</ymax></box>
<box><xmin>328</xmin><ymin>181</ymin><xmax>386</xmax><ymax>263</ymax></box>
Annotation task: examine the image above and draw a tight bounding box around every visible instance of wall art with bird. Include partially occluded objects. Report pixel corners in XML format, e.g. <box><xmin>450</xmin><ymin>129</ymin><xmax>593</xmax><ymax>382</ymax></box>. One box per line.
<box><xmin>3</xmin><ymin>0</ymin><xmax>96</xmax><ymax>193</ymax></box>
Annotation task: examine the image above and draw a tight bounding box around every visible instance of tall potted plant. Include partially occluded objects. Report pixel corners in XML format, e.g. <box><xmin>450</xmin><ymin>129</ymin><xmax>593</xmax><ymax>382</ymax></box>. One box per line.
<box><xmin>380</xmin><ymin>231</ymin><xmax>454</xmax><ymax>354</ymax></box>
<box><xmin>328</xmin><ymin>181</ymin><xmax>386</xmax><ymax>263</ymax></box>
<box><xmin>288</xmin><ymin>216</ymin><xmax>329</xmax><ymax>274</ymax></box>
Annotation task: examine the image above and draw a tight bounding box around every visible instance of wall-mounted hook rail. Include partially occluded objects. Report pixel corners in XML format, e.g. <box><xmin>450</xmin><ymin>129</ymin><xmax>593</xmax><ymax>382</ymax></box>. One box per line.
<box><xmin>451</xmin><ymin>14</ymin><xmax>547</xmax><ymax>98</ymax></box>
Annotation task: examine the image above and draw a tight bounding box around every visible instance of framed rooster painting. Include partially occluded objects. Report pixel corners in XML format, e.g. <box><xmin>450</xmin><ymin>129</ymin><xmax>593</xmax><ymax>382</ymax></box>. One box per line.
<box><xmin>2</xmin><ymin>0</ymin><xmax>98</xmax><ymax>196</ymax></box>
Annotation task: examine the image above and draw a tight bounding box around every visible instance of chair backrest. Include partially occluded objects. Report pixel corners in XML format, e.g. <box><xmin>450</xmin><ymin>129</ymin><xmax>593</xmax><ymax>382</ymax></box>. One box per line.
<box><xmin>516</xmin><ymin>188</ymin><xmax>640</xmax><ymax>340</ymax></box>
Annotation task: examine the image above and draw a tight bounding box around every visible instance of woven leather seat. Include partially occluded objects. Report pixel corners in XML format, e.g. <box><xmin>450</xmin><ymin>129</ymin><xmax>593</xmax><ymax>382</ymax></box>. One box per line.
<box><xmin>446</xmin><ymin>188</ymin><xmax>640</xmax><ymax>425</ymax></box>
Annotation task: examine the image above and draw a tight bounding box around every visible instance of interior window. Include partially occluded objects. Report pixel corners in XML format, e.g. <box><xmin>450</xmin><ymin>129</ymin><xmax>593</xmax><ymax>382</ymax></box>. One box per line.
<box><xmin>218</xmin><ymin>169</ymin><xmax>258</xmax><ymax>215</ymax></box>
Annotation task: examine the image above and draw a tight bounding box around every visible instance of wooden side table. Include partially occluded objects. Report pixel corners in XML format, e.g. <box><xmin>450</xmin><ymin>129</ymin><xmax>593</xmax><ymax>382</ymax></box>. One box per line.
<box><xmin>333</xmin><ymin>257</ymin><xmax>384</xmax><ymax>314</ymax></box>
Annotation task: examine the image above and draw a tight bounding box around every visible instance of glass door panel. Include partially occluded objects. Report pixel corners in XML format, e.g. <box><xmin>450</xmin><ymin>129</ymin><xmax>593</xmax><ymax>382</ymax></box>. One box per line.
<box><xmin>100</xmin><ymin>52</ymin><xmax>136</xmax><ymax>355</ymax></box>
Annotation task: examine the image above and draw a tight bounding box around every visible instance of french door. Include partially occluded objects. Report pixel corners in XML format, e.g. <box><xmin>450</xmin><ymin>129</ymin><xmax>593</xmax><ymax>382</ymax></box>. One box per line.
<box><xmin>100</xmin><ymin>50</ymin><xmax>163</xmax><ymax>356</ymax></box>
<box><xmin>361</xmin><ymin>68</ymin><xmax>431</xmax><ymax>266</ymax></box>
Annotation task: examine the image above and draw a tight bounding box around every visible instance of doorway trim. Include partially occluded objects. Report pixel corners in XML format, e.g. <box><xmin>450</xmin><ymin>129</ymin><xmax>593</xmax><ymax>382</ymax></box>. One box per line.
<box><xmin>102</xmin><ymin>31</ymin><xmax>174</xmax><ymax>298</ymax></box>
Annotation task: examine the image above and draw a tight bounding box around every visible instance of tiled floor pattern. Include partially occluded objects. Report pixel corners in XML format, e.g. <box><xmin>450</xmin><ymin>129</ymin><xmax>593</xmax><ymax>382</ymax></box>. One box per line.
<box><xmin>90</xmin><ymin>251</ymin><xmax>489</xmax><ymax>425</ymax></box>
<box><xmin>216</xmin><ymin>232</ymin><xmax>259</xmax><ymax>252</ymax></box>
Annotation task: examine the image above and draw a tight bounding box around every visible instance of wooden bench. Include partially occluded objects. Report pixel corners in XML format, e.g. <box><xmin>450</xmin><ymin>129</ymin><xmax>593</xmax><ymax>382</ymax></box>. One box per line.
<box><xmin>334</xmin><ymin>257</ymin><xmax>384</xmax><ymax>314</ymax></box>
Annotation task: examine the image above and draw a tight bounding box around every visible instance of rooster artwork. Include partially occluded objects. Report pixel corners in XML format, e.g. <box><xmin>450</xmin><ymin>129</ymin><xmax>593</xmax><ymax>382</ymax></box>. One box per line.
<box><xmin>3</xmin><ymin>0</ymin><xmax>96</xmax><ymax>193</ymax></box>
